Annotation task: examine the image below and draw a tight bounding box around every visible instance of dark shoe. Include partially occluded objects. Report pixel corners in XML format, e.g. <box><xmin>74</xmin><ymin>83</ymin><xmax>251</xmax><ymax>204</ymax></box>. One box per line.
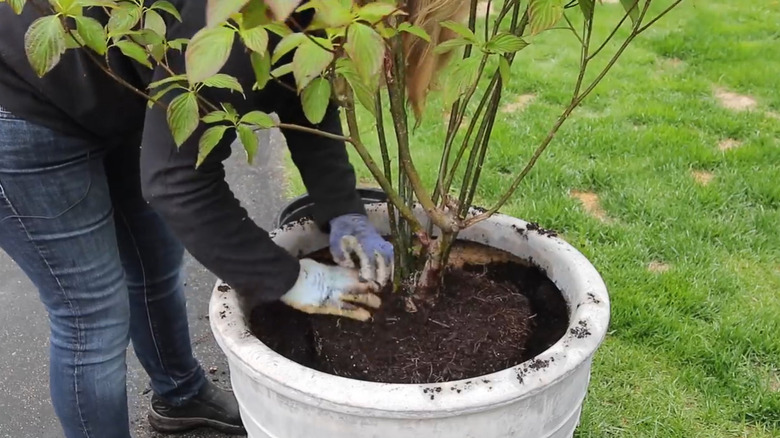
<box><xmin>148</xmin><ymin>381</ymin><xmax>246</xmax><ymax>435</ymax></box>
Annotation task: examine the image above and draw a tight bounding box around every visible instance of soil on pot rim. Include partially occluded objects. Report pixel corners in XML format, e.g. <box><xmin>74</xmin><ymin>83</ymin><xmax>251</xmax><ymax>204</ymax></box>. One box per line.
<box><xmin>249</xmin><ymin>242</ymin><xmax>569</xmax><ymax>384</ymax></box>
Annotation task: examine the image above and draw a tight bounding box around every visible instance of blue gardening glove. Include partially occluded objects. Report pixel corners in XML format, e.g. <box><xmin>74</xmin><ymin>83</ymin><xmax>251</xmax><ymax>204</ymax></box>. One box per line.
<box><xmin>329</xmin><ymin>214</ymin><xmax>394</xmax><ymax>286</ymax></box>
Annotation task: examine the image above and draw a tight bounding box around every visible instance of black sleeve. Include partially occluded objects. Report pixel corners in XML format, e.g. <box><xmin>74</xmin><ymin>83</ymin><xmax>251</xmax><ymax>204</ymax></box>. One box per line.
<box><xmin>276</xmin><ymin>97</ymin><xmax>367</xmax><ymax>231</ymax></box>
<box><xmin>140</xmin><ymin>2</ymin><xmax>368</xmax><ymax>301</ymax></box>
<box><xmin>139</xmin><ymin>3</ymin><xmax>301</xmax><ymax>303</ymax></box>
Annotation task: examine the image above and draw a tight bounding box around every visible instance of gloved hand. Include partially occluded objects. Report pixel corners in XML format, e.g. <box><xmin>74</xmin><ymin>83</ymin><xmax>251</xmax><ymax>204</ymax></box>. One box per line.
<box><xmin>280</xmin><ymin>259</ymin><xmax>381</xmax><ymax>321</ymax></box>
<box><xmin>329</xmin><ymin>214</ymin><xmax>394</xmax><ymax>286</ymax></box>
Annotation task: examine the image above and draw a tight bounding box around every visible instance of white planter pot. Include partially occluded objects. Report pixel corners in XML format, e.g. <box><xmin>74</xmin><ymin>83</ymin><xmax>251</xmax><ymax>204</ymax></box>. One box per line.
<box><xmin>210</xmin><ymin>205</ymin><xmax>610</xmax><ymax>438</ymax></box>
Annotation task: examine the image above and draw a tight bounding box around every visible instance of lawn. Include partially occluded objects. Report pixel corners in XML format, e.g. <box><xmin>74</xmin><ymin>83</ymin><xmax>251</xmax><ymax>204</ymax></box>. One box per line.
<box><xmin>283</xmin><ymin>1</ymin><xmax>780</xmax><ymax>436</ymax></box>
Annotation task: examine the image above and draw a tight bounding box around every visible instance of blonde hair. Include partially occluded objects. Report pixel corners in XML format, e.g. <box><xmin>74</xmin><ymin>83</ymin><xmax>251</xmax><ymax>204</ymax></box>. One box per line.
<box><xmin>403</xmin><ymin>0</ymin><xmax>470</xmax><ymax>117</ymax></box>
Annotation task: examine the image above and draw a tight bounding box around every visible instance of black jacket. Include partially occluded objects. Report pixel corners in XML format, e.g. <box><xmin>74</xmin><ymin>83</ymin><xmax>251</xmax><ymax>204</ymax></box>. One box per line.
<box><xmin>0</xmin><ymin>0</ymin><xmax>365</xmax><ymax>301</ymax></box>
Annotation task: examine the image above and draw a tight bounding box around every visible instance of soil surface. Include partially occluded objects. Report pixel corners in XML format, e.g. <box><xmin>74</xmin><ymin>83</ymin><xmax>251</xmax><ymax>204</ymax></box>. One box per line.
<box><xmin>250</xmin><ymin>243</ymin><xmax>568</xmax><ymax>384</ymax></box>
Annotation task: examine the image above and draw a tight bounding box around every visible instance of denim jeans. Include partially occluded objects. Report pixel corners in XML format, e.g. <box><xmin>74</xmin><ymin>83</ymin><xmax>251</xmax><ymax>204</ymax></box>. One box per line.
<box><xmin>0</xmin><ymin>106</ymin><xmax>206</xmax><ymax>438</ymax></box>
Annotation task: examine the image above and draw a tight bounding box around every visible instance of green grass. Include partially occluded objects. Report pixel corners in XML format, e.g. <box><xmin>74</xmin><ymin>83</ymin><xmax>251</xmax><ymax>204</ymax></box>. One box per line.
<box><xmin>283</xmin><ymin>1</ymin><xmax>780</xmax><ymax>436</ymax></box>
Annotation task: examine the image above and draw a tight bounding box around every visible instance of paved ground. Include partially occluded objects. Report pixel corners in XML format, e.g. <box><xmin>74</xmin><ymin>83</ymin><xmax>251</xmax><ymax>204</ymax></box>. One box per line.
<box><xmin>0</xmin><ymin>129</ymin><xmax>289</xmax><ymax>438</ymax></box>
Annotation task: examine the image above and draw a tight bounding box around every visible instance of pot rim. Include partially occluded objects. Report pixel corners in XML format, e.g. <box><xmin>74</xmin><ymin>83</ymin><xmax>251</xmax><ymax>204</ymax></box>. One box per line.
<box><xmin>210</xmin><ymin>206</ymin><xmax>610</xmax><ymax>418</ymax></box>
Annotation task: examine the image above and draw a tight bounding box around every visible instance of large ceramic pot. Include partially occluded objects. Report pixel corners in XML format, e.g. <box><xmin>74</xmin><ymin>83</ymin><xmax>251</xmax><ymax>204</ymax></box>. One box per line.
<box><xmin>210</xmin><ymin>204</ymin><xmax>610</xmax><ymax>438</ymax></box>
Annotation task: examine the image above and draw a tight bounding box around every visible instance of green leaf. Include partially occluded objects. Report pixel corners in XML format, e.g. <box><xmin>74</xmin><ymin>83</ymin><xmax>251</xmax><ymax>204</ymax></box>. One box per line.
<box><xmin>250</xmin><ymin>51</ymin><xmax>271</xmax><ymax>90</ymax></box>
<box><xmin>74</xmin><ymin>0</ymin><xmax>116</xmax><ymax>6</ymax></box>
<box><xmin>74</xmin><ymin>15</ymin><xmax>107</xmax><ymax>55</ymax></box>
<box><xmin>498</xmin><ymin>56</ymin><xmax>511</xmax><ymax>85</ymax></box>
<box><xmin>301</xmin><ymin>77</ymin><xmax>330</xmax><ymax>124</ymax></box>
<box><xmin>128</xmin><ymin>28</ymin><xmax>163</xmax><ymax>46</ymax></box>
<box><xmin>151</xmin><ymin>0</ymin><xmax>182</xmax><ymax>21</ymax></box>
<box><xmin>206</xmin><ymin>0</ymin><xmax>249</xmax><ymax>28</ymax></box>
<box><xmin>237</xmin><ymin>124</ymin><xmax>259</xmax><ymax>164</ymax></box>
<box><xmin>344</xmin><ymin>23</ymin><xmax>385</xmax><ymax>86</ymax></box>
<box><xmin>197</xmin><ymin>125</ymin><xmax>230</xmax><ymax>167</ymax></box>
<box><xmin>107</xmin><ymin>3</ymin><xmax>141</xmax><ymax>35</ymax></box>
<box><xmin>143</xmin><ymin>9</ymin><xmax>166</xmax><ymax>40</ymax></box>
<box><xmin>202</xmin><ymin>110</ymin><xmax>232</xmax><ymax>124</ymax></box>
<box><xmin>311</xmin><ymin>0</ymin><xmax>352</xmax><ymax>27</ymax></box>
<box><xmin>398</xmin><ymin>22</ymin><xmax>430</xmax><ymax>42</ymax></box>
<box><xmin>24</xmin><ymin>15</ymin><xmax>67</xmax><ymax>77</ymax></box>
<box><xmin>7</xmin><ymin>0</ymin><xmax>26</xmax><ymax>14</ymax></box>
<box><xmin>528</xmin><ymin>0</ymin><xmax>564</xmax><ymax>35</ymax></box>
<box><xmin>443</xmin><ymin>56</ymin><xmax>480</xmax><ymax>107</ymax></box>
<box><xmin>149</xmin><ymin>73</ymin><xmax>187</xmax><ymax>89</ymax></box>
<box><xmin>264</xmin><ymin>0</ymin><xmax>302</xmax><ymax>21</ymax></box>
<box><xmin>147</xmin><ymin>83</ymin><xmax>182</xmax><ymax>108</ymax></box>
<box><xmin>167</xmin><ymin>38</ymin><xmax>188</xmax><ymax>51</ymax></box>
<box><xmin>241</xmin><ymin>1</ymin><xmax>269</xmax><ymax>29</ymax></box>
<box><xmin>485</xmin><ymin>33</ymin><xmax>528</xmax><ymax>53</ymax></box>
<box><xmin>240</xmin><ymin>110</ymin><xmax>275</xmax><ymax>128</ymax></box>
<box><xmin>241</xmin><ymin>25</ymin><xmax>269</xmax><ymax>54</ymax></box>
<box><xmin>335</xmin><ymin>58</ymin><xmax>375</xmax><ymax>116</ymax></box>
<box><xmin>578</xmin><ymin>0</ymin><xmax>595</xmax><ymax>20</ymax></box>
<box><xmin>115</xmin><ymin>40</ymin><xmax>152</xmax><ymax>68</ymax></box>
<box><xmin>265</xmin><ymin>22</ymin><xmax>292</xmax><ymax>37</ymax></box>
<box><xmin>292</xmin><ymin>39</ymin><xmax>334</xmax><ymax>91</ymax></box>
<box><xmin>166</xmin><ymin>92</ymin><xmax>200</xmax><ymax>147</ymax></box>
<box><xmin>619</xmin><ymin>0</ymin><xmax>640</xmax><ymax>24</ymax></box>
<box><xmin>148</xmin><ymin>41</ymin><xmax>165</xmax><ymax>62</ymax></box>
<box><xmin>271</xmin><ymin>32</ymin><xmax>306</xmax><ymax>64</ymax></box>
<box><xmin>270</xmin><ymin>62</ymin><xmax>293</xmax><ymax>78</ymax></box>
<box><xmin>433</xmin><ymin>38</ymin><xmax>470</xmax><ymax>55</ymax></box>
<box><xmin>440</xmin><ymin>20</ymin><xmax>478</xmax><ymax>43</ymax></box>
<box><xmin>358</xmin><ymin>2</ymin><xmax>399</xmax><ymax>22</ymax></box>
<box><xmin>56</xmin><ymin>0</ymin><xmax>79</xmax><ymax>15</ymax></box>
<box><xmin>221</xmin><ymin>102</ymin><xmax>239</xmax><ymax>119</ymax></box>
<box><xmin>64</xmin><ymin>30</ymin><xmax>81</xmax><ymax>49</ymax></box>
<box><xmin>201</xmin><ymin>73</ymin><xmax>244</xmax><ymax>94</ymax></box>
<box><xmin>185</xmin><ymin>26</ymin><xmax>235</xmax><ymax>83</ymax></box>
<box><xmin>376</xmin><ymin>24</ymin><xmax>397</xmax><ymax>39</ymax></box>
<box><xmin>311</xmin><ymin>0</ymin><xmax>351</xmax><ymax>27</ymax></box>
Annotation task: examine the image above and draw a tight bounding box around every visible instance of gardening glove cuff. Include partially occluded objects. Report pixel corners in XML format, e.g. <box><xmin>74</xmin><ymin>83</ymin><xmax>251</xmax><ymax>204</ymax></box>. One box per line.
<box><xmin>329</xmin><ymin>214</ymin><xmax>394</xmax><ymax>286</ymax></box>
<box><xmin>280</xmin><ymin>259</ymin><xmax>381</xmax><ymax>321</ymax></box>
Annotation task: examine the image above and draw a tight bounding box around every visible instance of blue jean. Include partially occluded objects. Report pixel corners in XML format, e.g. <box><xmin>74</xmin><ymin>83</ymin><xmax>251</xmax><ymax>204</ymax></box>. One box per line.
<box><xmin>0</xmin><ymin>107</ymin><xmax>206</xmax><ymax>438</ymax></box>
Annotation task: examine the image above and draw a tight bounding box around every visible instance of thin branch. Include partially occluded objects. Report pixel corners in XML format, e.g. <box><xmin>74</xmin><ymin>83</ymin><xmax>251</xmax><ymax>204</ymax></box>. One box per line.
<box><xmin>493</xmin><ymin>0</ymin><xmax>522</xmax><ymax>37</ymax></box>
<box><xmin>343</xmin><ymin>98</ymin><xmax>423</xmax><ymax>232</ymax></box>
<box><xmin>276</xmin><ymin>123</ymin><xmax>352</xmax><ymax>142</ymax></box>
<box><xmin>268</xmin><ymin>73</ymin><xmax>300</xmax><ymax>94</ymax></box>
<box><xmin>374</xmin><ymin>93</ymin><xmax>394</xmax><ymax>183</ymax></box>
<box><xmin>374</xmin><ymin>92</ymin><xmax>398</xmax><ymax>219</ymax></box>
<box><xmin>386</xmin><ymin>33</ymin><xmax>458</xmax><ymax>232</ymax></box>
<box><xmin>638</xmin><ymin>0</ymin><xmax>684</xmax><ymax>33</ymax></box>
<box><xmin>465</xmin><ymin>5</ymin><xmax>659</xmax><ymax>227</ymax></box>
<box><xmin>89</xmin><ymin>51</ymin><xmax>167</xmax><ymax>109</ymax></box>
<box><xmin>435</xmin><ymin>1</ymin><xmax>524</xmax><ymax>205</ymax></box>
<box><xmin>58</xmin><ymin>15</ymin><xmax>168</xmax><ymax>111</ymax></box>
<box><xmin>573</xmin><ymin>5</ymin><xmax>593</xmax><ymax>97</ymax></box>
<box><xmin>464</xmin><ymin>0</ymin><xmax>478</xmax><ymax>59</ymax></box>
<box><xmin>457</xmin><ymin>96</ymin><xmax>492</xmax><ymax>215</ymax></box>
<box><xmin>563</xmin><ymin>13</ymin><xmax>583</xmax><ymax>46</ymax></box>
<box><xmin>442</xmin><ymin>73</ymin><xmax>499</xmax><ymax>193</ymax></box>
<box><xmin>587</xmin><ymin>8</ymin><xmax>631</xmax><ymax>60</ymax></box>
<box><xmin>461</xmin><ymin>77</ymin><xmax>501</xmax><ymax>215</ymax></box>
<box><xmin>435</xmin><ymin>53</ymin><xmax>490</xmax><ymax>204</ymax></box>
<box><xmin>194</xmin><ymin>92</ymin><xmax>220</xmax><ymax>112</ymax></box>
<box><xmin>288</xmin><ymin>16</ymin><xmax>336</xmax><ymax>54</ymax></box>
<box><xmin>374</xmin><ymin>91</ymin><xmax>406</xmax><ymax>285</ymax></box>
<box><xmin>484</xmin><ymin>0</ymin><xmax>492</xmax><ymax>42</ymax></box>
<box><xmin>463</xmin><ymin>103</ymin><xmax>574</xmax><ymax>227</ymax></box>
